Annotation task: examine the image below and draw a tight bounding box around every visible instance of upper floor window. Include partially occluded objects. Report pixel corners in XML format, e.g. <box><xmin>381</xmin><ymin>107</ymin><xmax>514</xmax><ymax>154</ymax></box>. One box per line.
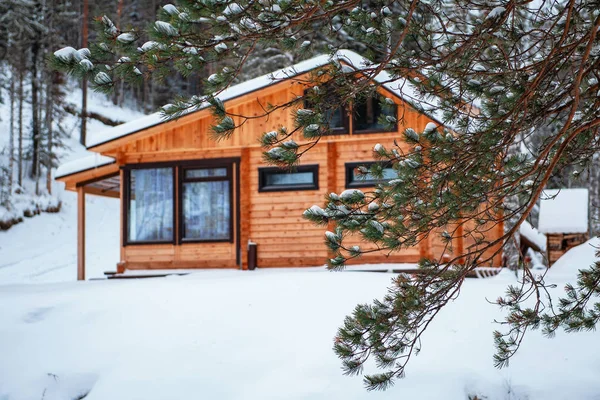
<box><xmin>303</xmin><ymin>89</ymin><xmax>349</xmax><ymax>135</ymax></box>
<box><xmin>354</xmin><ymin>95</ymin><xmax>397</xmax><ymax>133</ymax></box>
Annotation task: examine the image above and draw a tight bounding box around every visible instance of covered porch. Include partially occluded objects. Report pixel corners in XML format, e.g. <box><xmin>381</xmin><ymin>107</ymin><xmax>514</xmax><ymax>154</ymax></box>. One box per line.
<box><xmin>56</xmin><ymin>155</ymin><xmax>121</xmax><ymax>280</ymax></box>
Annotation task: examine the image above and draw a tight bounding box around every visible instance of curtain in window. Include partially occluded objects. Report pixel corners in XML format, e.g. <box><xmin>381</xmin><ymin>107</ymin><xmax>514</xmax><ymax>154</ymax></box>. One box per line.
<box><xmin>183</xmin><ymin>180</ymin><xmax>230</xmax><ymax>240</ymax></box>
<box><xmin>128</xmin><ymin>168</ymin><xmax>174</xmax><ymax>242</ymax></box>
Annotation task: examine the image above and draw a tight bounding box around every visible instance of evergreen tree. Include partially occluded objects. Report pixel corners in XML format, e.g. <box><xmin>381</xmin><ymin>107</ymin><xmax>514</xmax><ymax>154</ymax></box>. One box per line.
<box><xmin>51</xmin><ymin>0</ymin><xmax>600</xmax><ymax>390</ymax></box>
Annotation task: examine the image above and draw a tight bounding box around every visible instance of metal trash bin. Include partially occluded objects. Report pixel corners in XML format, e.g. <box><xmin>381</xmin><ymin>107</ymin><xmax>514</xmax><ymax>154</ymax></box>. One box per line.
<box><xmin>247</xmin><ymin>241</ymin><xmax>257</xmax><ymax>270</ymax></box>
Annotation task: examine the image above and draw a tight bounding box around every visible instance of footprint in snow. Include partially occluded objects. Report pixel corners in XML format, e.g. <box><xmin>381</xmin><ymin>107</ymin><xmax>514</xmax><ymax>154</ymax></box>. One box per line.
<box><xmin>23</xmin><ymin>306</ymin><xmax>54</xmax><ymax>323</ymax></box>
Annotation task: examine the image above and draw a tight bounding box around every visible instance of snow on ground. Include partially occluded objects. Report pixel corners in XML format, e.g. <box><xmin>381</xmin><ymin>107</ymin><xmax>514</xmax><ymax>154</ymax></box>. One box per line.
<box><xmin>547</xmin><ymin>237</ymin><xmax>600</xmax><ymax>279</ymax></box>
<box><xmin>0</xmin><ymin>191</ymin><xmax>120</xmax><ymax>284</ymax></box>
<box><xmin>1</xmin><ymin>260</ymin><xmax>600</xmax><ymax>399</ymax></box>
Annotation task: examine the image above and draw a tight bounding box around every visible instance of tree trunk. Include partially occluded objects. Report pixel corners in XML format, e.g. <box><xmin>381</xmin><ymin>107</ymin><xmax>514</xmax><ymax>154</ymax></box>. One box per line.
<box><xmin>80</xmin><ymin>0</ymin><xmax>89</xmax><ymax>146</ymax></box>
<box><xmin>17</xmin><ymin>57</ymin><xmax>24</xmax><ymax>187</ymax></box>
<box><xmin>46</xmin><ymin>73</ymin><xmax>54</xmax><ymax>194</ymax></box>
<box><xmin>589</xmin><ymin>153</ymin><xmax>600</xmax><ymax>236</ymax></box>
<box><xmin>31</xmin><ymin>41</ymin><xmax>40</xmax><ymax>188</ymax></box>
<box><xmin>8</xmin><ymin>69</ymin><xmax>15</xmax><ymax>197</ymax></box>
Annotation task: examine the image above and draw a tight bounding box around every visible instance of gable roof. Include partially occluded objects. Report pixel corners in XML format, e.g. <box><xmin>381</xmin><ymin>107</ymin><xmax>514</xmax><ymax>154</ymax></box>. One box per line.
<box><xmin>58</xmin><ymin>50</ymin><xmax>452</xmax><ymax>180</ymax></box>
<box><xmin>85</xmin><ymin>49</ymin><xmax>448</xmax><ymax>150</ymax></box>
<box><xmin>538</xmin><ymin>188</ymin><xmax>589</xmax><ymax>234</ymax></box>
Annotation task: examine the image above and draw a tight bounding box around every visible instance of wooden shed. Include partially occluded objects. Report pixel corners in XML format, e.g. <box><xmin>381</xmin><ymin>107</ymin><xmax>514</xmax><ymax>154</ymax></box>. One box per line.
<box><xmin>538</xmin><ymin>188</ymin><xmax>589</xmax><ymax>266</ymax></box>
<box><xmin>55</xmin><ymin>50</ymin><xmax>504</xmax><ymax>280</ymax></box>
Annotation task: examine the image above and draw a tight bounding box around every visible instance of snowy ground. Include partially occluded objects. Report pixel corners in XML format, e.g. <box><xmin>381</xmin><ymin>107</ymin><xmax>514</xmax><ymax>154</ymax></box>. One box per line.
<box><xmin>1</xmin><ymin>244</ymin><xmax>600</xmax><ymax>399</ymax></box>
<box><xmin>2</xmin><ymin>82</ymin><xmax>600</xmax><ymax>400</ymax></box>
<box><xmin>0</xmin><ymin>192</ymin><xmax>119</xmax><ymax>284</ymax></box>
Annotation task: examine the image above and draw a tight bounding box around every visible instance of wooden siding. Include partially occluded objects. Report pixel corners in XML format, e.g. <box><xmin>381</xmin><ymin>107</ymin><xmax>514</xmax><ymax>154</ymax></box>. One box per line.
<box><xmin>547</xmin><ymin>232</ymin><xmax>588</xmax><ymax>266</ymax></box>
<box><xmin>59</xmin><ymin>71</ymin><xmax>503</xmax><ymax>270</ymax></box>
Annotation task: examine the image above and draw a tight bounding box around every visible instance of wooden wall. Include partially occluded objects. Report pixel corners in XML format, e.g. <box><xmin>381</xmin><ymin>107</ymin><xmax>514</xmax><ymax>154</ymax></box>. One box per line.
<box><xmin>81</xmin><ymin>73</ymin><xmax>503</xmax><ymax>270</ymax></box>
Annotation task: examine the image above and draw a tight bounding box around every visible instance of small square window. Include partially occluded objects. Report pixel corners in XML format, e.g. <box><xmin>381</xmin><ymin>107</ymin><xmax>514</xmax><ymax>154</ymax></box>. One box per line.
<box><xmin>259</xmin><ymin>165</ymin><xmax>319</xmax><ymax>192</ymax></box>
<box><xmin>354</xmin><ymin>95</ymin><xmax>397</xmax><ymax>133</ymax></box>
<box><xmin>345</xmin><ymin>162</ymin><xmax>396</xmax><ymax>188</ymax></box>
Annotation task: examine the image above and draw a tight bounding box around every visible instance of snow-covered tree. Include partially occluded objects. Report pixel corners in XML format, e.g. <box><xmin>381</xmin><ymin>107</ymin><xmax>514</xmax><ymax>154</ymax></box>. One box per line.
<box><xmin>52</xmin><ymin>0</ymin><xmax>600</xmax><ymax>390</ymax></box>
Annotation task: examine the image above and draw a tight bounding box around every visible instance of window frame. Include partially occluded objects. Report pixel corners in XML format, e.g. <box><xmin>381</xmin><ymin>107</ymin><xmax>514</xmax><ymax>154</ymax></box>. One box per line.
<box><xmin>123</xmin><ymin>163</ymin><xmax>177</xmax><ymax>246</ymax></box>
<box><xmin>178</xmin><ymin>163</ymin><xmax>234</xmax><ymax>244</ymax></box>
<box><xmin>258</xmin><ymin>165</ymin><xmax>319</xmax><ymax>193</ymax></box>
<box><xmin>122</xmin><ymin>159</ymin><xmax>238</xmax><ymax>247</ymax></box>
<box><xmin>352</xmin><ymin>95</ymin><xmax>398</xmax><ymax>135</ymax></box>
<box><xmin>345</xmin><ymin>161</ymin><xmax>395</xmax><ymax>189</ymax></box>
<box><xmin>303</xmin><ymin>89</ymin><xmax>350</xmax><ymax>135</ymax></box>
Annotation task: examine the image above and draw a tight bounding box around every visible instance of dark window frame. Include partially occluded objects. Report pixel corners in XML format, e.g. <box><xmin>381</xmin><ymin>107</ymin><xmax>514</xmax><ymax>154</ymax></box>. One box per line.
<box><xmin>178</xmin><ymin>163</ymin><xmax>234</xmax><ymax>244</ymax></box>
<box><xmin>303</xmin><ymin>89</ymin><xmax>350</xmax><ymax>135</ymax></box>
<box><xmin>123</xmin><ymin>163</ymin><xmax>177</xmax><ymax>246</ymax></box>
<box><xmin>122</xmin><ymin>158</ymin><xmax>239</xmax><ymax>247</ymax></box>
<box><xmin>345</xmin><ymin>161</ymin><xmax>395</xmax><ymax>188</ymax></box>
<box><xmin>258</xmin><ymin>165</ymin><xmax>319</xmax><ymax>192</ymax></box>
<box><xmin>353</xmin><ymin>95</ymin><xmax>398</xmax><ymax>135</ymax></box>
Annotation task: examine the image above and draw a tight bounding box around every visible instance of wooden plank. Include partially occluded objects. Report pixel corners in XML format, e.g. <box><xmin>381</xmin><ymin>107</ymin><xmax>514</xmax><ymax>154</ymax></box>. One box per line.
<box><xmin>419</xmin><ymin>233</ymin><xmax>431</xmax><ymax>260</ymax></box>
<box><xmin>119</xmin><ymin>169</ymin><xmax>125</xmax><ymax>262</ymax></box>
<box><xmin>124</xmin><ymin>260</ymin><xmax>237</xmax><ymax>270</ymax></box>
<box><xmin>250</xmin><ymin>229</ymin><xmax>328</xmax><ymax>239</ymax></box>
<box><xmin>240</xmin><ymin>148</ymin><xmax>251</xmax><ymax>269</ymax></box>
<box><xmin>82</xmin><ymin>186</ymin><xmax>120</xmax><ymax>198</ymax></box>
<box><xmin>77</xmin><ymin>187</ymin><xmax>85</xmax><ymax>281</ymax></box>
<box><xmin>253</xmin><ymin>236</ymin><xmax>327</xmax><ymax>245</ymax></box>
<box><xmin>122</xmin><ymin>148</ymin><xmax>242</xmax><ymax>164</ymax></box>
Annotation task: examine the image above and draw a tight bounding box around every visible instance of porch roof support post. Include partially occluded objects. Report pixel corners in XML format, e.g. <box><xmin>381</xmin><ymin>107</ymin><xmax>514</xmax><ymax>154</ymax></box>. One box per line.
<box><xmin>77</xmin><ymin>186</ymin><xmax>86</xmax><ymax>281</ymax></box>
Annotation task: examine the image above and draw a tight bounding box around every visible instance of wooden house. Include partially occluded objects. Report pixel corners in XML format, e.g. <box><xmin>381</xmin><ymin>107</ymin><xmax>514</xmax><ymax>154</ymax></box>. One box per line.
<box><xmin>55</xmin><ymin>50</ymin><xmax>504</xmax><ymax>280</ymax></box>
<box><xmin>538</xmin><ymin>188</ymin><xmax>589</xmax><ymax>266</ymax></box>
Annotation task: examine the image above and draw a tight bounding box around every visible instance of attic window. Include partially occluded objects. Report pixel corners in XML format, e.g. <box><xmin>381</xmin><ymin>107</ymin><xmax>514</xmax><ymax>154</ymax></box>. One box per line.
<box><xmin>303</xmin><ymin>89</ymin><xmax>349</xmax><ymax>134</ymax></box>
<box><xmin>354</xmin><ymin>96</ymin><xmax>397</xmax><ymax>133</ymax></box>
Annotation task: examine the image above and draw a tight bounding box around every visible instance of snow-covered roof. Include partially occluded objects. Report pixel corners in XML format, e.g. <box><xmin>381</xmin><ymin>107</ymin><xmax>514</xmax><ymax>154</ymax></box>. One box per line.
<box><xmin>86</xmin><ymin>49</ymin><xmax>448</xmax><ymax>149</ymax></box>
<box><xmin>519</xmin><ymin>220</ymin><xmax>546</xmax><ymax>252</ymax></box>
<box><xmin>538</xmin><ymin>188</ymin><xmax>589</xmax><ymax>234</ymax></box>
<box><xmin>55</xmin><ymin>154</ymin><xmax>116</xmax><ymax>179</ymax></box>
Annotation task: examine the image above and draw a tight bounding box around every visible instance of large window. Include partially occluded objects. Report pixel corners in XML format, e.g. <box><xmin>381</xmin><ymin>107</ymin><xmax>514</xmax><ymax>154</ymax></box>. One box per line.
<box><xmin>127</xmin><ymin>167</ymin><xmax>175</xmax><ymax>243</ymax></box>
<box><xmin>124</xmin><ymin>161</ymin><xmax>235</xmax><ymax>245</ymax></box>
<box><xmin>354</xmin><ymin>96</ymin><xmax>397</xmax><ymax>133</ymax></box>
<box><xmin>181</xmin><ymin>166</ymin><xmax>232</xmax><ymax>242</ymax></box>
<box><xmin>259</xmin><ymin>165</ymin><xmax>319</xmax><ymax>192</ymax></box>
<box><xmin>345</xmin><ymin>162</ymin><xmax>396</xmax><ymax>188</ymax></box>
